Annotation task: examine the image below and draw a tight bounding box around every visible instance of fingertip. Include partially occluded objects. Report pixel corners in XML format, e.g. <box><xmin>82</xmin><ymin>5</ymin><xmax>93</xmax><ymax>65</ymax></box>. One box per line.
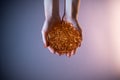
<box><xmin>73</xmin><ymin>49</ymin><xmax>76</xmax><ymax>55</ymax></box>
<box><xmin>44</xmin><ymin>44</ymin><xmax>48</xmax><ymax>48</ymax></box>
<box><xmin>59</xmin><ymin>54</ymin><xmax>62</xmax><ymax>56</ymax></box>
<box><xmin>79</xmin><ymin>44</ymin><xmax>81</xmax><ymax>47</ymax></box>
<box><xmin>53</xmin><ymin>50</ymin><xmax>56</xmax><ymax>54</ymax></box>
<box><xmin>44</xmin><ymin>41</ymin><xmax>50</xmax><ymax>47</ymax></box>
<box><xmin>71</xmin><ymin>50</ymin><xmax>74</xmax><ymax>56</ymax></box>
<box><xmin>66</xmin><ymin>52</ymin><xmax>71</xmax><ymax>58</ymax></box>
<box><xmin>48</xmin><ymin>47</ymin><xmax>55</xmax><ymax>54</ymax></box>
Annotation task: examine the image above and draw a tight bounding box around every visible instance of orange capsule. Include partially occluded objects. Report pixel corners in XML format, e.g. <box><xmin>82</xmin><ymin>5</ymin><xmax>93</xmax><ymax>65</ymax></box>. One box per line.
<box><xmin>46</xmin><ymin>20</ymin><xmax>82</xmax><ymax>57</ymax></box>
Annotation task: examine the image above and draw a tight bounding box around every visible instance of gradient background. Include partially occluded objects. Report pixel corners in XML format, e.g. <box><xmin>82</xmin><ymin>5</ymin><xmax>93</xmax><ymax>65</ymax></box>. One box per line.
<box><xmin>1</xmin><ymin>0</ymin><xmax>120</xmax><ymax>80</ymax></box>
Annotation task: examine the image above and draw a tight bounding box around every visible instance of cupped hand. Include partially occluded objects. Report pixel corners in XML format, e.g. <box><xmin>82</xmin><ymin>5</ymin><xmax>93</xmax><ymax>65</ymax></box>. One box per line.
<box><xmin>63</xmin><ymin>17</ymin><xmax>83</xmax><ymax>57</ymax></box>
<box><xmin>41</xmin><ymin>17</ymin><xmax>61</xmax><ymax>54</ymax></box>
<box><xmin>41</xmin><ymin>17</ymin><xmax>82</xmax><ymax>57</ymax></box>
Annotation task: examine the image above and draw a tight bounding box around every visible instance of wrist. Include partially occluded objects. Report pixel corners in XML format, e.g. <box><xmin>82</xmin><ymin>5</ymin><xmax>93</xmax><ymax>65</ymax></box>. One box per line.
<box><xmin>45</xmin><ymin>16</ymin><xmax>60</xmax><ymax>22</ymax></box>
<box><xmin>64</xmin><ymin>15</ymin><xmax>77</xmax><ymax>23</ymax></box>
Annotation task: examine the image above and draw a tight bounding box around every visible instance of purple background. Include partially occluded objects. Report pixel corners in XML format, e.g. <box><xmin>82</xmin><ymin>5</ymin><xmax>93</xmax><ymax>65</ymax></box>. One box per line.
<box><xmin>1</xmin><ymin>0</ymin><xmax>120</xmax><ymax>80</ymax></box>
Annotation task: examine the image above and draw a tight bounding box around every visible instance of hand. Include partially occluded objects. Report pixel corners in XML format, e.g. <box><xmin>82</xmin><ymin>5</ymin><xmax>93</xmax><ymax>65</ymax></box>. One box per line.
<box><xmin>42</xmin><ymin>0</ymin><xmax>82</xmax><ymax>57</ymax></box>
<box><xmin>63</xmin><ymin>17</ymin><xmax>83</xmax><ymax>56</ymax></box>
<box><xmin>41</xmin><ymin>17</ymin><xmax>61</xmax><ymax>54</ymax></box>
<box><xmin>71</xmin><ymin>18</ymin><xmax>82</xmax><ymax>55</ymax></box>
<box><xmin>63</xmin><ymin>0</ymin><xmax>82</xmax><ymax>56</ymax></box>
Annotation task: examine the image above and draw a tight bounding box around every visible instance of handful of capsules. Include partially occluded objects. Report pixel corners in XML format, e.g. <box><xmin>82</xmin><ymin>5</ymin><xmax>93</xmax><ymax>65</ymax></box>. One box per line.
<box><xmin>46</xmin><ymin>20</ymin><xmax>82</xmax><ymax>57</ymax></box>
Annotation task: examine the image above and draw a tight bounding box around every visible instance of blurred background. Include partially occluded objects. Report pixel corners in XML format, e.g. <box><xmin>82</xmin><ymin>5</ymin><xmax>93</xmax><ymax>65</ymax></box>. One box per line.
<box><xmin>1</xmin><ymin>0</ymin><xmax>120</xmax><ymax>80</ymax></box>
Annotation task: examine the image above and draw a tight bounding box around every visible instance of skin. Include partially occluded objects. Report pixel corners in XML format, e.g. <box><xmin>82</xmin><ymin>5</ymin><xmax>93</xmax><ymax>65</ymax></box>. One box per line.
<box><xmin>41</xmin><ymin>0</ymin><xmax>61</xmax><ymax>53</ymax></box>
<box><xmin>41</xmin><ymin>0</ymin><xmax>82</xmax><ymax>56</ymax></box>
<box><xmin>64</xmin><ymin>0</ymin><xmax>82</xmax><ymax>56</ymax></box>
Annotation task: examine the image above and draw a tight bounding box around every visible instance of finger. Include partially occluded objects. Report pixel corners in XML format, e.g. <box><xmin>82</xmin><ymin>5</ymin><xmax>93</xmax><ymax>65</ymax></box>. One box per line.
<box><xmin>75</xmin><ymin>21</ymin><xmax>82</xmax><ymax>32</ymax></box>
<box><xmin>79</xmin><ymin>43</ymin><xmax>81</xmax><ymax>47</ymax></box>
<box><xmin>66</xmin><ymin>52</ymin><xmax>71</xmax><ymax>58</ymax></box>
<box><xmin>41</xmin><ymin>31</ymin><xmax>49</xmax><ymax>47</ymax></box>
<box><xmin>56</xmin><ymin>52</ymin><xmax>62</xmax><ymax>56</ymax></box>
<box><xmin>73</xmin><ymin>48</ymin><xmax>77</xmax><ymax>55</ymax></box>
<box><xmin>48</xmin><ymin>47</ymin><xmax>55</xmax><ymax>54</ymax></box>
<box><xmin>71</xmin><ymin>50</ymin><xmax>74</xmax><ymax>56</ymax></box>
<box><xmin>41</xmin><ymin>21</ymin><xmax>50</xmax><ymax>47</ymax></box>
<box><xmin>66</xmin><ymin>53</ymin><xmax>69</xmax><ymax>57</ymax></box>
<box><xmin>58</xmin><ymin>53</ymin><xmax>62</xmax><ymax>56</ymax></box>
<box><xmin>45</xmin><ymin>32</ymin><xmax>50</xmax><ymax>47</ymax></box>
